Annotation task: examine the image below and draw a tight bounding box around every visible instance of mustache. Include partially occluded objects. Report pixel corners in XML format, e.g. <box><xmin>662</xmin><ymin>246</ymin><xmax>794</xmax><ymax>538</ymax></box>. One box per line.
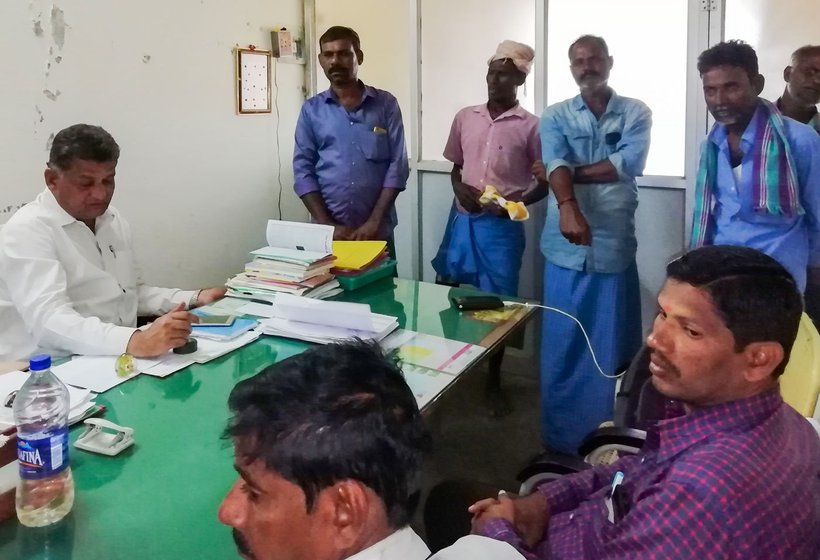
<box><xmin>649</xmin><ymin>349</ymin><xmax>678</xmax><ymax>373</ymax></box>
<box><xmin>329</xmin><ymin>66</ymin><xmax>346</xmax><ymax>74</ymax></box>
<box><xmin>233</xmin><ymin>529</ymin><xmax>255</xmax><ymax>559</ymax></box>
<box><xmin>580</xmin><ymin>71</ymin><xmax>599</xmax><ymax>79</ymax></box>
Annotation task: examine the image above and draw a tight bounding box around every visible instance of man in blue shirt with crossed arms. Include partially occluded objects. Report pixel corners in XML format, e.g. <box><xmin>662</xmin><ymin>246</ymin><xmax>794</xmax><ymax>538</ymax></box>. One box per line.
<box><xmin>293</xmin><ymin>26</ymin><xmax>409</xmax><ymax>254</ymax></box>
<box><xmin>537</xmin><ymin>35</ymin><xmax>652</xmax><ymax>455</ymax></box>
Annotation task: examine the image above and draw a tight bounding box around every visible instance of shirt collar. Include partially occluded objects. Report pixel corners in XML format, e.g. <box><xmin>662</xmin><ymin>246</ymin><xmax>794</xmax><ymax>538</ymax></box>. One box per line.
<box><xmin>345</xmin><ymin>527</ymin><xmax>427</xmax><ymax>560</ymax></box>
<box><xmin>38</xmin><ymin>188</ymin><xmax>115</xmax><ymax>229</ymax></box>
<box><xmin>571</xmin><ymin>90</ymin><xmax>624</xmax><ymax>115</ymax></box>
<box><xmin>653</xmin><ymin>388</ymin><xmax>783</xmax><ymax>463</ymax></box>
<box><xmin>321</xmin><ymin>81</ymin><xmax>374</xmax><ymax>105</ymax></box>
<box><xmin>471</xmin><ymin>102</ymin><xmax>529</xmax><ymax>121</ymax></box>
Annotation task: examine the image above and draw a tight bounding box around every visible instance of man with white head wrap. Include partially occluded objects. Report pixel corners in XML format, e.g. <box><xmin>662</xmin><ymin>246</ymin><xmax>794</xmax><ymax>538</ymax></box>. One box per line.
<box><xmin>431</xmin><ymin>40</ymin><xmax>548</xmax><ymax>415</ymax></box>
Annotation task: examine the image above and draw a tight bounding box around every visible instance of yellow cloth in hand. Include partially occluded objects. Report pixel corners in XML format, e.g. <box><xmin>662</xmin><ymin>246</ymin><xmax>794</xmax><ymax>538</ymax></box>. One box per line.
<box><xmin>478</xmin><ymin>185</ymin><xmax>529</xmax><ymax>221</ymax></box>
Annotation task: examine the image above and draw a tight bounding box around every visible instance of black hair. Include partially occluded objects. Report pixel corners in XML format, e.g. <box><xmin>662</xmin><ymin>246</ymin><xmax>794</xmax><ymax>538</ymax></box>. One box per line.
<box><xmin>224</xmin><ymin>340</ymin><xmax>430</xmax><ymax>528</ymax></box>
<box><xmin>791</xmin><ymin>45</ymin><xmax>820</xmax><ymax>65</ymax></box>
<box><xmin>319</xmin><ymin>26</ymin><xmax>361</xmax><ymax>52</ymax></box>
<box><xmin>697</xmin><ymin>40</ymin><xmax>759</xmax><ymax>80</ymax></box>
<box><xmin>568</xmin><ymin>35</ymin><xmax>609</xmax><ymax>59</ymax></box>
<box><xmin>48</xmin><ymin>124</ymin><xmax>120</xmax><ymax>171</ymax></box>
<box><xmin>666</xmin><ymin>245</ymin><xmax>802</xmax><ymax>377</ymax></box>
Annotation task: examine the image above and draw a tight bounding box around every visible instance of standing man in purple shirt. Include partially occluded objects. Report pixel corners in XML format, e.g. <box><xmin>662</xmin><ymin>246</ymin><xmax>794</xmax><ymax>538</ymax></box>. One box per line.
<box><xmin>293</xmin><ymin>26</ymin><xmax>409</xmax><ymax>252</ymax></box>
<box><xmin>469</xmin><ymin>245</ymin><xmax>820</xmax><ymax>559</ymax></box>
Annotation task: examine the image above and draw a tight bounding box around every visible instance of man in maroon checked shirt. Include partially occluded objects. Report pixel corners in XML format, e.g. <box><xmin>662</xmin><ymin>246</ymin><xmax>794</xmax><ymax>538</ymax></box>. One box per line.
<box><xmin>470</xmin><ymin>245</ymin><xmax>820</xmax><ymax>559</ymax></box>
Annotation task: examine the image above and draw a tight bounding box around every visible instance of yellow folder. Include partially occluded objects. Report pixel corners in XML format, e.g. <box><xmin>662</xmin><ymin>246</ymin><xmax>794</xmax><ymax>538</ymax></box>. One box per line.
<box><xmin>332</xmin><ymin>241</ymin><xmax>387</xmax><ymax>270</ymax></box>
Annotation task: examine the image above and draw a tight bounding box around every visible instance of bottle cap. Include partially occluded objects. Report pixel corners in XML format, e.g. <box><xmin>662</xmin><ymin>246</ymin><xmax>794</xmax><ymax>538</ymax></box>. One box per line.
<box><xmin>29</xmin><ymin>354</ymin><xmax>51</xmax><ymax>371</ymax></box>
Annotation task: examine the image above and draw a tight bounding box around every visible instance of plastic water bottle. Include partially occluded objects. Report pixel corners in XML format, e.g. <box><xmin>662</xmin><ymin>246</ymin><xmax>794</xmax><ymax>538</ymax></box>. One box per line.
<box><xmin>13</xmin><ymin>354</ymin><xmax>75</xmax><ymax>527</ymax></box>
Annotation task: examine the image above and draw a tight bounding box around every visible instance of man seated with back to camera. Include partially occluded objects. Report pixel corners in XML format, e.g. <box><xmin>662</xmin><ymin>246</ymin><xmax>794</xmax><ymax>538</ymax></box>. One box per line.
<box><xmin>465</xmin><ymin>245</ymin><xmax>820</xmax><ymax>559</ymax></box>
<box><xmin>0</xmin><ymin>124</ymin><xmax>225</xmax><ymax>361</ymax></box>
<box><xmin>218</xmin><ymin>340</ymin><xmax>526</xmax><ymax>560</ymax></box>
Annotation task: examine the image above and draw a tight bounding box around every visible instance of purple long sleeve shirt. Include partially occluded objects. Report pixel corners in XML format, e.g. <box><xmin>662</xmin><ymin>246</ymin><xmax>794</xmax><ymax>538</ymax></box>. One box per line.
<box><xmin>293</xmin><ymin>83</ymin><xmax>409</xmax><ymax>239</ymax></box>
<box><xmin>481</xmin><ymin>389</ymin><xmax>820</xmax><ymax>559</ymax></box>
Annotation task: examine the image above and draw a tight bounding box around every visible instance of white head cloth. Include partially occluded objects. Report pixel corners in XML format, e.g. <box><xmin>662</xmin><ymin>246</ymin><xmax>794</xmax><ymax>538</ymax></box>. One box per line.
<box><xmin>487</xmin><ymin>40</ymin><xmax>535</xmax><ymax>75</ymax></box>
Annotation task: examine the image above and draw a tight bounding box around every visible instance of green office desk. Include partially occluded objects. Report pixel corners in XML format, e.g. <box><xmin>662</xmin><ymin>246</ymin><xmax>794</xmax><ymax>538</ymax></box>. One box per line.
<box><xmin>0</xmin><ymin>278</ymin><xmax>535</xmax><ymax>559</ymax></box>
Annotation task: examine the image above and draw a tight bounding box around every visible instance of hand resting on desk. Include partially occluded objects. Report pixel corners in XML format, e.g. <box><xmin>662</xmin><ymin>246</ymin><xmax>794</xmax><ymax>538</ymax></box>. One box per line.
<box><xmin>126</xmin><ymin>303</ymin><xmax>198</xmax><ymax>357</ymax></box>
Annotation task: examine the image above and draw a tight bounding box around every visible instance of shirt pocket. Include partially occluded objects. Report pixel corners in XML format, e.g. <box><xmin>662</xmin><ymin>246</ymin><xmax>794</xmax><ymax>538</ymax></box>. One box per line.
<box><xmin>356</xmin><ymin>128</ymin><xmax>390</xmax><ymax>162</ymax></box>
<box><xmin>112</xmin><ymin>248</ymin><xmax>137</xmax><ymax>292</ymax></box>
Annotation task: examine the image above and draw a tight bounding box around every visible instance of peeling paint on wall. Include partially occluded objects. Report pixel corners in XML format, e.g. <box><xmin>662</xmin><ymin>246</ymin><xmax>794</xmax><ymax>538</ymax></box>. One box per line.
<box><xmin>143</xmin><ymin>55</ymin><xmax>152</xmax><ymax>63</ymax></box>
<box><xmin>51</xmin><ymin>6</ymin><xmax>66</xmax><ymax>50</ymax></box>
<box><xmin>33</xmin><ymin>20</ymin><xmax>44</xmax><ymax>36</ymax></box>
<box><xmin>43</xmin><ymin>89</ymin><xmax>61</xmax><ymax>101</ymax></box>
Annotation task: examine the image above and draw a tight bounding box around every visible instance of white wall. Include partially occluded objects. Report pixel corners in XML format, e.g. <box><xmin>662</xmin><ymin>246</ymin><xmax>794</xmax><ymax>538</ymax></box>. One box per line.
<box><xmin>725</xmin><ymin>0</ymin><xmax>819</xmax><ymax>103</ymax></box>
<box><xmin>0</xmin><ymin>0</ymin><xmax>305</xmax><ymax>289</ymax></box>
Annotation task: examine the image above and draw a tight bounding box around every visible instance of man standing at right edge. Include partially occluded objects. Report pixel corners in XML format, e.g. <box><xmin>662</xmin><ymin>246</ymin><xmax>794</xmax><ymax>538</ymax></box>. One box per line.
<box><xmin>538</xmin><ymin>35</ymin><xmax>652</xmax><ymax>455</ymax></box>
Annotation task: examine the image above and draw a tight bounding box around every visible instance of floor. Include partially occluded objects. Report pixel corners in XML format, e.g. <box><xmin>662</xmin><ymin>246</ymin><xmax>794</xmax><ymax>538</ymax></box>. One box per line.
<box><xmin>412</xmin><ymin>352</ymin><xmax>543</xmax><ymax>537</ymax></box>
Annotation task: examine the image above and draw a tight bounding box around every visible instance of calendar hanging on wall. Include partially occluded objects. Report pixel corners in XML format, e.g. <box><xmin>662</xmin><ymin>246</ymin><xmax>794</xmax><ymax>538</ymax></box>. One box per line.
<box><xmin>235</xmin><ymin>47</ymin><xmax>271</xmax><ymax>114</ymax></box>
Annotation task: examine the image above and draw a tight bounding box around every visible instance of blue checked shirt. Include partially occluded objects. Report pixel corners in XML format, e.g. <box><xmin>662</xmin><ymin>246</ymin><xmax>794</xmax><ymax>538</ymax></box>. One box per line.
<box><xmin>293</xmin><ymin>83</ymin><xmax>409</xmax><ymax>238</ymax></box>
<box><xmin>539</xmin><ymin>93</ymin><xmax>652</xmax><ymax>273</ymax></box>
<box><xmin>480</xmin><ymin>389</ymin><xmax>820</xmax><ymax>559</ymax></box>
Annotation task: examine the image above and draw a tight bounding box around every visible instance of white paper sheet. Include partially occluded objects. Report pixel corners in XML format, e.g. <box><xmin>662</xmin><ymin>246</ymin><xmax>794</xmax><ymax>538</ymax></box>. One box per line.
<box><xmin>401</xmin><ymin>364</ymin><xmax>459</xmax><ymax>409</ymax></box>
<box><xmin>52</xmin><ymin>357</ymin><xmax>144</xmax><ymax>393</ymax></box>
<box><xmin>382</xmin><ymin>330</ymin><xmax>486</xmax><ymax>375</ymax></box>
<box><xmin>276</xmin><ymin>293</ymin><xmax>374</xmax><ymax>331</ymax></box>
<box><xmin>236</xmin><ymin>301</ymin><xmax>278</xmax><ymax>318</ymax></box>
<box><xmin>266</xmin><ymin>220</ymin><xmax>333</xmax><ymax>253</ymax></box>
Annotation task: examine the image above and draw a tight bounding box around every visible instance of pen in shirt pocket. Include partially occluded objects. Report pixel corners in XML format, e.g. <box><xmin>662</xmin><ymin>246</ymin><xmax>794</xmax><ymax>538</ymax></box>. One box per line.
<box><xmin>373</xmin><ymin>126</ymin><xmax>387</xmax><ymax>134</ymax></box>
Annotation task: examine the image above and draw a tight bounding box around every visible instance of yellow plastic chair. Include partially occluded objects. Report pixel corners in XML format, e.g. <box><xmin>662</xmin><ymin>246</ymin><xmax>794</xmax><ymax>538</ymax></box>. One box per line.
<box><xmin>780</xmin><ymin>313</ymin><xmax>820</xmax><ymax>418</ymax></box>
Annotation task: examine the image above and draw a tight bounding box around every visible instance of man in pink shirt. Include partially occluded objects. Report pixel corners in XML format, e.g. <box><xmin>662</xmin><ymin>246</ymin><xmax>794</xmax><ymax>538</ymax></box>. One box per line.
<box><xmin>432</xmin><ymin>40</ymin><xmax>547</xmax><ymax>297</ymax></box>
<box><xmin>432</xmin><ymin>41</ymin><xmax>548</xmax><ymax>415</ymax></box>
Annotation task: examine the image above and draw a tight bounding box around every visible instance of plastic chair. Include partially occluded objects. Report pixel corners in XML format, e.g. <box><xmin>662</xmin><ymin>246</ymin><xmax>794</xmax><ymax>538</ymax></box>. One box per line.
<box><xmin>780</xmin><ymin>313</ymin><xmax>820</xmax><ymax>419</ymax></box>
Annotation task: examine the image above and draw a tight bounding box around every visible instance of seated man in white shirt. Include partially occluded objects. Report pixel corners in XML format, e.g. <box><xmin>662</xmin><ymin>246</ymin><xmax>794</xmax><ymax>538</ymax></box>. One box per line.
<box><xmin>218</xmin><ymin>340</ymin><xmax>523</xmax><ymax>560</ymax></box>
<box><xmin>0</xmin><ymin>124</ymin><xmax>225</xmax><ymax>361</ymax></box>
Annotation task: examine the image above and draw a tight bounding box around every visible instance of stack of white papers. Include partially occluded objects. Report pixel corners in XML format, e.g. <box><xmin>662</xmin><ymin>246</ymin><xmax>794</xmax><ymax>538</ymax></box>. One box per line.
<box><xmin>47</xmin><ymin>331</ymin><xmax>263</xmax><ymax>391</ymax></box>
<box><xmin>259</xmin><ymin>294</ymin><xmax>398</xmax><ymax>344</ymax></box>
<box><xmin>0</xmin><ymin>370</ymin><xmax>96</xmax><ymax>430</ymax></box>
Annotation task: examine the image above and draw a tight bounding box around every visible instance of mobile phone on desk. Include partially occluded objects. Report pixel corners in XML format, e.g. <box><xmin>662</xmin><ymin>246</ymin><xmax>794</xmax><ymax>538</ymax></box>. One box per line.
<box><xmin>451</xmin><ymin>296</ymin><xmax>504</xmax><ymax>311</ymax></box>
<box><xmin>194</xmin><ymin>315</ymin><xmax>236</xmax><ymax>327</ymax></box>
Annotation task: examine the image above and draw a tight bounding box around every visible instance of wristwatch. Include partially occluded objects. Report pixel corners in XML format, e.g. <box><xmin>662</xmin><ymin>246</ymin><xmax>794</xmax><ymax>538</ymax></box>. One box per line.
<box><xmin>189</xmin><ymin>289</ymin><xmax>202</xmax><ymax>310</ymax></box>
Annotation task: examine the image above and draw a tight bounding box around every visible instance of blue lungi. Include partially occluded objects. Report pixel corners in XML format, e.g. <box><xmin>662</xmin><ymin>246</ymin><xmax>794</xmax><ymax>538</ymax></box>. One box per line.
<box><xmin>540</xmin><ymin>261</ymin><xmax>642</xmax><ymax>454</ymax></box>
<box><xmin>431</xmin><ymin>205</ymin><xmax>525</xmax><ymax>296</ymax></box>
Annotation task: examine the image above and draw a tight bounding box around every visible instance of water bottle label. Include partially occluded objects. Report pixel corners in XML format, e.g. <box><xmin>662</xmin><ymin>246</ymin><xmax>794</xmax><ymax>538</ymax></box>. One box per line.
<box><xmin>17</xmin><ymin>427</ymin><xmax>70</xmax><ymax>480</ymax></box>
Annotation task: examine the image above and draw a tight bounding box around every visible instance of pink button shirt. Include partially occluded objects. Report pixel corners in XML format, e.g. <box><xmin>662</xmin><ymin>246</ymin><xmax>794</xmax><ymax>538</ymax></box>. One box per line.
<box><xmin>443</xmin><ymin>103</ymin><xmax>541</xmax><ymax>213</ymax></box>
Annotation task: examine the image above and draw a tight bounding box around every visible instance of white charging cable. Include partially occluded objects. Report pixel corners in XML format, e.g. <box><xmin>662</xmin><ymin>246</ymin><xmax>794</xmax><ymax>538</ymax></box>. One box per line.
<box><xmin>503</xmin><ymin>301</ymin><xmax>626</xmax><ymax>379</ymax></box>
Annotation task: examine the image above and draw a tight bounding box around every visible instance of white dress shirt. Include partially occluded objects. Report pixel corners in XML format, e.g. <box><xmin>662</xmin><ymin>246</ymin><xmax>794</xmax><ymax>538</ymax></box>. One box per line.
<box><xmin>346</xmin><ymin>527</ymin><xmax>430</xmax><ymax>560</ymax></box>
<box><xmin>343</xmin><ymin>528</ymin><xmax>525</xmax><ymax>560</ymax></box>
<box><xmin>0</xmin><ymin>189</ymin><xmax>196</xmax><ymax>361</ymax></box>
<box><xmin>431</xmin><ymin>535</ymin><xmax>525</xmax><ymax>559</ymax></box>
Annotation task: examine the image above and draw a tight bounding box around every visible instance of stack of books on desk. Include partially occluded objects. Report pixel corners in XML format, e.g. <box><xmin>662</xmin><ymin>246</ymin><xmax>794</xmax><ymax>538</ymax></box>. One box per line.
<box><xmin>258</xmin><ymin>294</ymin><xmax>399</xmax><ymax>344</ymax></box>
<box><xmin>225</xmin><ymin>220</ymin><xmax>343</xmax><ymax>300</ymax></box>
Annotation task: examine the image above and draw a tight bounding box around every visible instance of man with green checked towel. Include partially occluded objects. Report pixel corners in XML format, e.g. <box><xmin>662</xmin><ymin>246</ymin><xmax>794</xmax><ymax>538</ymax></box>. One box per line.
<box><xmin>690</xmin><ymin>40</ymin><xmax>820</xmax><ymax>291</ymax></box>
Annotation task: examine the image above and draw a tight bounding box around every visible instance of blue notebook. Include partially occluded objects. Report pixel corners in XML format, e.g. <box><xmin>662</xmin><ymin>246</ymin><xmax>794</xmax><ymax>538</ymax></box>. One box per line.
<box><xmin>191</xmin><ymin>315</ymin><xmax>258</xmax><ymax>341</ymax></box>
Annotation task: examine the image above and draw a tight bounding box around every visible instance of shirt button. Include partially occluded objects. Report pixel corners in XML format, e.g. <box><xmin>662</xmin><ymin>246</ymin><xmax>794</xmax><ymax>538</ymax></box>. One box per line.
<box><xmin>569</xmin><ymin>514</ymin><xmax>575</xmax><ymax>521</ymax></box>
<box><xmin>350</xmin><ymin>122</ymin><xmax>353</xmax><ymax>125</ymax></box>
